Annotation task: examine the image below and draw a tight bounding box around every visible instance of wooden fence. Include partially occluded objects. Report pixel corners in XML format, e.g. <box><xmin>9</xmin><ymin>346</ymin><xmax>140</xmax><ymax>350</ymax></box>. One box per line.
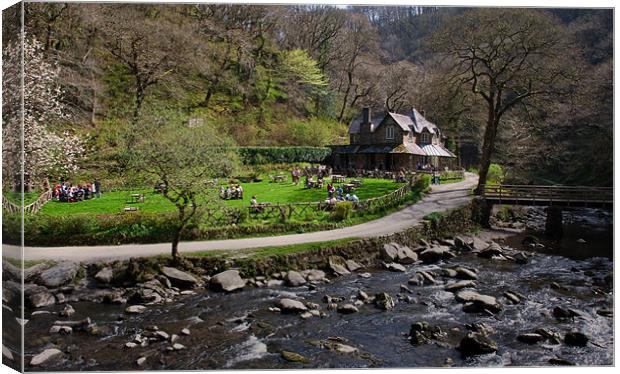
<box><xmin>2</xmin><ymin>189</ymin><xmax>53</xmax><ymax>215</ymax></box>
<box><xmin>248</xmin><ymin>182</ymin><xmax>412</xmax><ymax>221</ymax></box>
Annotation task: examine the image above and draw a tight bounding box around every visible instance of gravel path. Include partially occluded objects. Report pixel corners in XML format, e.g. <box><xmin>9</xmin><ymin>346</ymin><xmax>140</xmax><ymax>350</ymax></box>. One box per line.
<box><xmin>6</xmin><ymin>173</ymin><xmax>478</xmax><ymax>262</ymax></box>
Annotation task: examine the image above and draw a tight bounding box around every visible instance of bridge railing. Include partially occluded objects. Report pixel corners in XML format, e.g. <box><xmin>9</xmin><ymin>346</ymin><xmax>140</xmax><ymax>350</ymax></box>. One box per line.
<box><xmin>481</xmin><ymin>184</ymin><xmax>613</xmax><ymax>204</ymax></box>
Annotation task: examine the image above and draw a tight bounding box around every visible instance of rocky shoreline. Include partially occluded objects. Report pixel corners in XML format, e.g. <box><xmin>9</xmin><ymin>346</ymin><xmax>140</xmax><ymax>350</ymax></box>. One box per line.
<box><xmin>2</xmin><ymin>204</ymin><xmax>614</xmax><ymax>369</ymax></box>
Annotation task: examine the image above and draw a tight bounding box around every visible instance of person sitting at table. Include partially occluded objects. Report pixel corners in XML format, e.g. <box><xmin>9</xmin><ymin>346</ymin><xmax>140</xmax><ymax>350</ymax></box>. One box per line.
<box><xmin>336</xmin><ymin>185</ymin><xmax>344</xmax><ymax>200</ymax></box>
<box><xmin>237</xmin><ymin>185</ymin><xmax>243</xmax><ymax>199</ymax></box>
<box><xmin>317</xmin><ymin>176</ymin><xmax>324</xmax><ymax>188</ymax></box>
<box><xmin>327</xmin><ymin>183</ymin><xmax>334</xmax><ymax>198</ymax></box>
<box><xmin>347</xmin><ymin>193</ymin><xmax>359</xmax><ymax>203</ymax></box>
<box><xmin>250</xmin><ymin>195</ymin><xmax>258</xmax><ymax>206</ymax></box>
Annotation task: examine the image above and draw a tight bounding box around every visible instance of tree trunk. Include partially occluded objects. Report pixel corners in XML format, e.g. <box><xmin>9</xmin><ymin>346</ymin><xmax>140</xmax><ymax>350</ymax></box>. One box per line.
<box><xmin>475</xmin><ymin>109</ymin><xmax>500</xmax><ymax>195</ymax></box>
<box><xmin>171</xmin><ymin>229</ymin><xmax>181</xmax><ymax>261</ymax></box>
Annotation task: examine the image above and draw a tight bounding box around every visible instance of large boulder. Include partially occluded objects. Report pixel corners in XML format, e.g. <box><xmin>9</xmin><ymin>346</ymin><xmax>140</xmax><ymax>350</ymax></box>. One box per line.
<box><xmin>30</xmin><ymin>348</ymin><xmax>63</xmax><ymax>367</ymax></box>
<box><xmin>419</xmin><ymin>246</ymin><xmax>453</xmax><ymax>264</ymax></box>
<box><xmin>305</xmin><ymin>269</ymin><xmax>326</xmax><ymax>282</ymax></box>
<box><xmin>380</xmin><ymin>243</ymin><xmax>398</xmax><ymax>262</ymax></box>
<box><xmin>29</xmin><ymin>291</ymin><xmax>56</xmax><ymax>308</ymax></box>
<box><xmin>161</xmin><ymin>267</ymin><xmax>198</xmax><ymax>289</ymax></box>
<box><xmin>94</xmin><ymin>267</ymin><xmax>114</xmax><ymax>284</ymax></box>
<box><xmin>385</xmin><ymin>263</ymin><xmax>406</xmax><ymax>272</ymax></box>
<box><xmin>285</xmin><ymin>271</ymin><xmax>307</xmax><ymax>287</ymax></box>
<box><xmin>455</xmin><ymin>290</ymin><xmax>502</xmax><ymax>313</ymax></box>
<box><xmin>396</xmin><ymin>246</ymin><xmax>418</xmax><ymax>264</ymax></box>
<box><xmin>477</xmin><ymin>242</ymin><xmax>504</xmax><ymax>259</ymax></box>
<box><xmin>277</xmin><ymin>298</ymin><xmax>308</xmax><ymax>313</ymax></box>
<box><xmin>328</xmin><ymin>256</ymin><xmax>350</xmax><ymax>276</ymax></box>
<box><xmin>210</xmin><ymin>270</ymin><xmax>246</xmax><ymax>292</ymax></box>
<box><xmin>458</xmin><ymin>332</ymin><xmax>498</xmax><ymax>357</ymax></box>
<box><xmin>345</xmin><ymin>260</ymin><xmax>363</xmax><ymax>272</ymax></box>
<box><xmin>39</xmin><ymin>262</ymin><xmax>80</xmax><ymax>288</ymax></box>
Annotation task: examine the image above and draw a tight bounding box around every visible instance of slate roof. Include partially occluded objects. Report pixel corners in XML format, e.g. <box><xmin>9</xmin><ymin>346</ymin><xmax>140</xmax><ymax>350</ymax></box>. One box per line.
<box><xmin>348</xmin><ymin>109</ymin><xmax>440</xmax><ymax>135</ymax></box>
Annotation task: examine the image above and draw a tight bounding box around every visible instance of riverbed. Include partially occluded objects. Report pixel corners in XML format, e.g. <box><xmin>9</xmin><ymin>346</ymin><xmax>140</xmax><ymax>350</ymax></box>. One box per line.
<box><xmin>8</xmin><ymin>209</ymin><xmax>615</xmax><ymax>370</ymax></box>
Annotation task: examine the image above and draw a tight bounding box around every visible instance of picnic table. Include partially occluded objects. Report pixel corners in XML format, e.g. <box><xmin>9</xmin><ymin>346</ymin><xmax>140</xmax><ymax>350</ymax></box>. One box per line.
<box><xmin>272</xmin><ymin>175</ymin><xmax>286</xmax><ymax>183</ymax></box>
<box><xmin>343</xmin><ymin>183</ymin><xmax>356</xmax><ymax>193</ymax></box>
<box><xmin>129</xmin><ymin>193</ymin><xmax>145</xmax><ymax>203</ymax></box>
<box><xmin>331</xmin><ymin>175</ymin><xmax>346</xmax><ymax>183</ymax></box>
<box><xmin>350</xmin><ymin>179</ymin><xmax>363</xmax><ymax>187</ymax></box>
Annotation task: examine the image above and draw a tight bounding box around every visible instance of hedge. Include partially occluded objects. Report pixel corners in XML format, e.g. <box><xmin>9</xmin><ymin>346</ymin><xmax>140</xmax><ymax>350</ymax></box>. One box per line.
<box><xmin>237</xmin><ymin>146</ymin><xmax>332</xmax><ymax>165</ymax></box>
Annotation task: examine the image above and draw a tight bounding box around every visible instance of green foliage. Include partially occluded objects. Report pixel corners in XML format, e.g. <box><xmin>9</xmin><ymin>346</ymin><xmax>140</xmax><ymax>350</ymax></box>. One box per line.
<box><xmin>487</xmin><ymin>163</ymin><xmax>505</xmax><ymax>184</ymax></box>
<box><xmin>413</xmin><ymin>174</ymin><xmax>431</xmax><ymax>193</ymax></box>
<box><xmin>332</xmin><ymin>201</ymin><xmax>353</xmax><ymax>221</ymax></box>
<box><xmin>237</xmin><ymin>146</ymin><xmax>331</xmax><ymax>165</ymax></box>
<box><xmin>281</xmin><ymin>49</ymin><xmax>328</xmax><ymax>90</ymax></box>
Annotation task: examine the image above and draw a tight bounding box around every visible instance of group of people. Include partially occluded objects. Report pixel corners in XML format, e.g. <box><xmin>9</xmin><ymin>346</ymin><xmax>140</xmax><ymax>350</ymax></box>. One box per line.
<box><xmin>325</xmin><ymin>183</ymin><xmax>359</xmax><ymax>205</ymax></box>
<box><xmin>54</xmin><ymin>179</ymin><xmax>101</xmax><ymax>202</ymax></box>
<box><xmin>220</xmin><ymin>185</ymin><xmax>243</xmax><ymax>200</ymax></box>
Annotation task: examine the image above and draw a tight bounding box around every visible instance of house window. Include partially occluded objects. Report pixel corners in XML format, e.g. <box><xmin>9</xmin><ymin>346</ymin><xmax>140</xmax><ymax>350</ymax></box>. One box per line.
<box><xmin>420</xmin><ymin>132</ymin><xmax>430</xmax><ymax>143</ymax></box>
<box><xmin>386</xmin><ymin>126</ymin><xmax>395</xmax><ymax>140</ymax></box>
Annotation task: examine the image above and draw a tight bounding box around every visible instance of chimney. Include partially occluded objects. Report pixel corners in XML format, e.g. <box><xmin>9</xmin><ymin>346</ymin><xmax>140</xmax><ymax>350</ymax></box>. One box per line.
<box><xmin>362</xmin><ymin>107</ymin><xmax>371</xmax><ymax>124</ymax></box>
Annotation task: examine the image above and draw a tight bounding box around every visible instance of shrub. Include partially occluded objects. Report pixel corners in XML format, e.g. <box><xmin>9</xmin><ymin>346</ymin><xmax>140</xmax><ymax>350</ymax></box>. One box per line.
<box><xmin>487</xmin><ymin>163</ymin><xmax>505</xmax><ymax>184</ymax></box>
<box><xmin>413</xmin><ymin>174</ymin><xmax>431</xmax><ymax>193</ymax></box>
<box><xmin>237</xmin><ymin>146</ymin><xmax>331</xmax><ymax>165</ymax></box>
<box><xmin>332</xmin><ymin>201</ymin><xmax>352</xmax><ymax>221</ymax></box>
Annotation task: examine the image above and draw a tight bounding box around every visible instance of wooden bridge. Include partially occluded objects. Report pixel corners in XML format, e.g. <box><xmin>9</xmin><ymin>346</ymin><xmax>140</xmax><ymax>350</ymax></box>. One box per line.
<box><xmin>481</xmin><ymin>184</ymin><xmax>613</xmax><ymax>208</ymax></box>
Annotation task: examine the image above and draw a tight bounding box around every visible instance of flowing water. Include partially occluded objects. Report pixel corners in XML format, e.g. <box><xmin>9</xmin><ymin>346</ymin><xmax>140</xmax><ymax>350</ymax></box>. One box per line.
<box><xmin>11</xmin><ymin>209</ymin><xmax>615</xmax><ymax>370</ymax></box>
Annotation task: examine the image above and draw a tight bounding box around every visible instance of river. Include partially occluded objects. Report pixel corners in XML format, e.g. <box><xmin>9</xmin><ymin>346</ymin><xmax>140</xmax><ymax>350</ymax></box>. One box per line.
<box><xmin>9</xmin><ymin>208</ymin><xmax>615</xmax><ymax>370</ymax></box>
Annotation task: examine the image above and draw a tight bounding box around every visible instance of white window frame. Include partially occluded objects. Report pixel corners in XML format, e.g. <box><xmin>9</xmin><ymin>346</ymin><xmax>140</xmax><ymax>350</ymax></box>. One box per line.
<box><xmin>386</xmin><ymin>125</ymin><xmax>395</xmax><ymax>140</ymax></box>
<box><xmin>420</xmin><ymin>132</ymin><xmax>430</xmax><ymax>143</ymax></box>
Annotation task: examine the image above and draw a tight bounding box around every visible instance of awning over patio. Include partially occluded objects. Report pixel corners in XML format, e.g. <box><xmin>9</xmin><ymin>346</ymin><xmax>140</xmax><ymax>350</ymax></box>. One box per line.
<box><xmin>421</xmin><ymin>144</ymin><xmax>456</xmax><ymax>158</ymax></box>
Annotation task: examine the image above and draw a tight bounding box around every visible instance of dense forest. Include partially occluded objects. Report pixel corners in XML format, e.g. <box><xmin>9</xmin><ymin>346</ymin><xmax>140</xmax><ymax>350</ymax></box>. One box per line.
<box><xmin>2</xmin><ymin>4</ymin><xmax>613</xmax><ymax>186</ymax></box>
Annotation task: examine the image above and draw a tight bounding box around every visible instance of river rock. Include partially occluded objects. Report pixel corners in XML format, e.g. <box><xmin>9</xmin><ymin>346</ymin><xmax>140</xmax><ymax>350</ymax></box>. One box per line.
<box><xmin>305</xmin><ymin>269</ymin><xmax>326</xmax><ymax>282</ymax></box>
<box><xmin>334</xmin><ymin>343</ymin><xmax>358</xmax><ymax>354</ymax></box>
<box><xmin>513</xmin><ymin>252</ymin><xmax>529</xmax><ymax>264</ymax></box>
<box><xmin>136</xmin><ymin>357</ymin><xmax>146</xmax><ymax>366</ymax></box>
<box><xmin>39</xmin><ymin>262</ymin><xmax>80</xmax><ymax>288</ymax></box>
<box><xmin>357</xmin><ymin>290</ymin><xmax>370</xmax><ymax>301</ymax></box>
<box><xmin>396</xmin><ymin>246</ymin><xmax>418</xmax><ymax>264</ymax></box>
<box><xmin>49</xmin><ymin>325</ymin><xmax>73</xmax><ymax>334</ymax></box>
<box><xmin>380</xmin><ymin>243</ymin><xmax>399</xmax><ymax>261</ymax></box>
<box><xmin>416</xmin><ymin>270</ymin><xmax>436</xmax><ymax>284</ymax></box>
<box><xmin>409</xmin><ymin>321</ymin><xmax>444</xmax><ymax>345</ymax></box>
<box><xmin>455</xmin><ymin>290</ymin><xmax>502</xmax><ymax>313</ymax></box>
<box><xmin>266</xmin><ymin>279</ymin><xmax>284</xmax><ymax>287</ymax></box>
<box><xmin>328</xmin><ymin>256</ymin><xmax>351</xmax><ymax>276</ymax></box>
<box><xmin>454</xmin><ymin>236</ymin><xmax>473</xmax><ymax>250</ymax></box>
<box><xmin>59</xmin><ymin>304</ymin><xmax>75</xmax><ymax>317</ymax></box>
<box><xmin>535</xmin><ymin>328</ymin><xmax>562</xmax><ymax>344</ymax></box>
<box><xmin>454</xmin><ymin>266</ymin><xmax>478</xmax><ymax>280</ymax></box>
<box><xmin>441</xmin><ymin>268</ymin><xmax>458</xmax><ymax>278</ymax></box>
<box><xmin>154</xmin><ymin>331</ymin><xmax>170</xmax><ymax>340</ymax></box>
<box><xmin>337</xmin><ymin>304</ymin><xmax>359</xmax><ymax>314</ymax></box>
<box><xmin>596</xmin><ymin>309</ymin><xmax>613</xmax><ymax>318</ymax></box>
<box><xmin>281</xmin><ymin>350</ymin><xmax>308</xmax><ymax>363</ymax></box>
<box><xmin>359</xmin><ymin>272</ymin><xmax>372</xmax><ymax>278</ymax></box>
<box><xmin>503</xmin><ymin>291</ymin><xmax>521</xmax><ymax>304</ymax></box>
<box><xmin>465</xmin><ymin>322</ymin><xmax>494</xmax><ymax>336</ymax></box>
<box><xmin>172</xmin><ymin>343</ymin><xmax>185</xmax><ymax>350</ymax></box>
<box><xmin>385</xmin><ymin>263</ymin><xmax>406</xmax><ymax>272</ymax></box>
<box><xmin>161</xmin><ymin>267</ymin><xmax>198</xmax><ymax>289</ymax></box>
<box><xmin>471</xmin><ymin>238</ymin><xmax>488</xmax><ymax>251</ymax></box>
<box><xmin>374</xmin><ymin>292</ymin><xmax>395</xmax><ymax>310</ymax></box>
<box><xmin>552</xmin><ymin>306</ymin><xmax>580</xmax><ymax>320</ymax></box>
<box><xmin>181</xmin><ymin>328</ymin><xmax>191</xmax><ymax>335</ymax></box>
<box><xmin>564</xmin><ymin>331</ymin><xmax>589</xmax><ymax>347</ymax></box>
<box><xmin>125</xmin><ymin>305</ymin><xmax>147</xmax><ymax>314</ymax></box>
<box><xmin>345</xmin><ymin>260</ymin><xmax>362</xmax><ymax>272</ymax></box>
<box><xmin>30</xmin><ymin>348</ymin><xmax>63</xmax><ymax>366</ymax></box>
<box><xmin>445</xmin><ymin>280</ymin><xmax>476</xmax><ymax>292</ymax></box>
<box><xmin>285</xmin><ymin>271</ymin><xmax>307</xmax><ymax>287</ymax></box>
<box><xmin>29</xmin><ymin>290</ymin><xmax>56</xmax><ymax>308</ymax></box>
<box><xmin>458</xmin><ymin>332</ymin><xmax>498</xmax><ymax>357</ymax></box>
<box><xmin>277</xmin><ymin>298</ymin><xmax>308</xmax><ymax>313</ymax></box>
<box><xmin>94</xmin><ymin>267</ymin><xmax>113</xmax><ymax>284</ymax></box>
<box><xmin>2</xmin><ymin>345</ymin><xmax>13</xmax><ymax>361</ymax></box>
<box><xmin>517</xmin><ymin>333</ymin><xmax>545</xmax><ymax>344</ymax></box>
<box><xmin>477</xmin><ymin>242</ymin><xmax>504</xmax><ymax>258</ymax></box>
<box><xmin>419</xmin><ymin>246</ymin><xmax>452</xmax><ymax>263</ymax></box>
<box><xmin>211</xmin><ymin>270</ymin><xmax>246</xmax><ymax>292</ymax></box>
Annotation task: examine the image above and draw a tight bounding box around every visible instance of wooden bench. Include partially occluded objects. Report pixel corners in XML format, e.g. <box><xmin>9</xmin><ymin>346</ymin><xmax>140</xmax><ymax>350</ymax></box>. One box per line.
<box><xmin>124</xmin><ymin>206</ymin><xmax>139</xmax><ymax>212</ymax></box>
<box><xmin>129</xmin><ymin>193</ymin><xmax>145</xmax><ymax>203</ymax></box>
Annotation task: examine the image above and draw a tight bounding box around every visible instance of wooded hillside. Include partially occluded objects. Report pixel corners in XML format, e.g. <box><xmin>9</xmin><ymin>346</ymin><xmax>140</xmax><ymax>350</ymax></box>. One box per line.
<box><xmin>2</xmin><ymin>4</ymin><xmax>612</xmax><ymax>186</ymax></box>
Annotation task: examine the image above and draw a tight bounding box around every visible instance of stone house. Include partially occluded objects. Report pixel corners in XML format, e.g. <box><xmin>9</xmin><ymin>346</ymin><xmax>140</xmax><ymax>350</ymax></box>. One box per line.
<box><xmin>330</xmin><ymin>107</ymin><xmax>456</xmax><ymax>171</ymax></box>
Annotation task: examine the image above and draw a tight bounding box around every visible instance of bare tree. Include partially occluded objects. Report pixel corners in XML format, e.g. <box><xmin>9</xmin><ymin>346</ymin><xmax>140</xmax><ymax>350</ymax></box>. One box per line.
<box><xmin>428</xmin><ymin>9</ymin><xmax>578</xmax><ymax>193</ymax></box>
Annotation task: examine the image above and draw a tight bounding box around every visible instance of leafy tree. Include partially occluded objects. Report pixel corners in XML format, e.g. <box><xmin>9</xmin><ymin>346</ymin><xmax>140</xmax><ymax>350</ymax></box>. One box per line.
<box><xmin>130</xmin><ymin>113</ymin><xmax>238</xmax><ymax>260</ymax></box>
<box><xmin>428</xmin><ymin>9</ymin><xmax>578</xmax><ymax>193</ymax></box>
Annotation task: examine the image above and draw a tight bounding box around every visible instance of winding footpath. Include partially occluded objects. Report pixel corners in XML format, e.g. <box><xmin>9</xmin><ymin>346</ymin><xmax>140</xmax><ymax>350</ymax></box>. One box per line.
<box><xmin>4</xmin><ymin>173</ymin><xmax>478</xmax><ymax>262</ymax></box>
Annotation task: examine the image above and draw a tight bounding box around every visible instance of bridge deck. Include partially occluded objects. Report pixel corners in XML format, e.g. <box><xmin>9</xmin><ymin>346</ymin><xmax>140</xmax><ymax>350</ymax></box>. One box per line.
<box><xmin>481</xmin><ymin>184</ymin><xmax>613</xmax><ymax>208</ymax></box>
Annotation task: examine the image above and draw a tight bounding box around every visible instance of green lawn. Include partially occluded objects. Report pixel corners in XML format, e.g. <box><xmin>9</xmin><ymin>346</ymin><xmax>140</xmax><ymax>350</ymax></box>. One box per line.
<box><xmin>38</xmin><ymin>177</ymin><xmax>404</xmax><ymax>217</ymax></box>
